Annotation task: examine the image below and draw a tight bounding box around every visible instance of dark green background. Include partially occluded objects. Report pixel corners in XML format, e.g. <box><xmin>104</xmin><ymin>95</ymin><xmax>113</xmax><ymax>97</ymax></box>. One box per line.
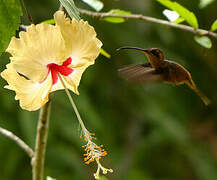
<box><xmin>0</xmin><ymin>0</ymin><xmax>217</xmax><ymax>179</ymax></box>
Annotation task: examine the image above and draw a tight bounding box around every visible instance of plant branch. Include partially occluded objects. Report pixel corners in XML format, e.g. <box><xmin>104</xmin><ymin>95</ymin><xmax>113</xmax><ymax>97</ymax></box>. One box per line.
<box><xmin>78</xmin><ymin>8</ymin><xmax>217</xmax><ymax>39</ymax></box>
<box><xmin>0</xmin><ymin>127</ymin><xmax>34</xmax><ymax>158</ymax></box>
<box><xmin>32</xmin><ymin>100</ymin><xmax>51</xmax><ymax>180</ymax></box>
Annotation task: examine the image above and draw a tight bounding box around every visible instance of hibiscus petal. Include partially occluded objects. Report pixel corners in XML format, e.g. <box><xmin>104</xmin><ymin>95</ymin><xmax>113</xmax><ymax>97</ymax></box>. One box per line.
<box><xmin>54</xmin><ymin>11</ymin><xmax>102</xmax><ymax>68</ymax></box>
<box><xmin>6</xmin><ymin>23</ymin><xmax>66</xmax><ymax>82</ymax></box>
<box><xmin>1</xmin><ymin>63</ymin><xmax>53</xmax><ymax>111</ymax></box>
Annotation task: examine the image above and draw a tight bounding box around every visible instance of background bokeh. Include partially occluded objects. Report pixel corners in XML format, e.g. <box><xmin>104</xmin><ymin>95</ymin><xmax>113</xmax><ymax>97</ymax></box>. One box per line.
<box><xmin>0</xmin><ymin>0</ymin><xmax>217</xmax><ymax>179</ymax></box>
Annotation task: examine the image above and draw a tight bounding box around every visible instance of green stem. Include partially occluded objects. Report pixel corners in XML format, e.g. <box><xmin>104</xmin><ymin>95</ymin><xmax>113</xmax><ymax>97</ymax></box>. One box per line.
<box><xmin>32</xmin><ymin>100</ymin><xmax>51</xmax><ymax>180</ymax></box>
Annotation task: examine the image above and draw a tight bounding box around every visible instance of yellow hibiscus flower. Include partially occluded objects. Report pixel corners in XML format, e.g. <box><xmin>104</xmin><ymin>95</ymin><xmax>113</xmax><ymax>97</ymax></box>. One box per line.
<box><xmin>1</xmin><ymin>11</ymin><xmax>102</xmax><ymax>111</ymax></box>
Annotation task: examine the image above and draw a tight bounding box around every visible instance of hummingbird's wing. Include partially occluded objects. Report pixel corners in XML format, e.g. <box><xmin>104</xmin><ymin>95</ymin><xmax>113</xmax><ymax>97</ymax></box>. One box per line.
<box><xmin>118</xmin><ymin>63</ymin><xmax>161</xmax><ymax>83</ymax></box>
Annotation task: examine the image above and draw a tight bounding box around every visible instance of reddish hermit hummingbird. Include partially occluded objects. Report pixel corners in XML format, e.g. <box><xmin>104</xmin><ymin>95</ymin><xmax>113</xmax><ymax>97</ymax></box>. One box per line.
<box><xmin>116</xmin><ymin>46</ymin><xmax>210</xmax><ymax>105</ymax></box>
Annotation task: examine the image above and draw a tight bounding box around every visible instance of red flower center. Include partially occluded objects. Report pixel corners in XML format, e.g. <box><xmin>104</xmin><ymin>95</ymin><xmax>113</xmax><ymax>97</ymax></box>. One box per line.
<box><xmin>47</xmin><ymin>57</ymin><xmax>73</xmax><ymax>85</ymax></box>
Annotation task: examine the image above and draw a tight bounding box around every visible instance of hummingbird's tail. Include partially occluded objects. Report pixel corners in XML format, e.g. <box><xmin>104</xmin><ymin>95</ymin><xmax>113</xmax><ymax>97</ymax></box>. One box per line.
<box><xmin>192</xmin><ymin>87</ymin><xmax>211</xmax><ymax>106</ymax></box>
<box><xmin>186</xmin><ymin>80</ymin><xmax>211</xmax><ymax>106</ymax></box>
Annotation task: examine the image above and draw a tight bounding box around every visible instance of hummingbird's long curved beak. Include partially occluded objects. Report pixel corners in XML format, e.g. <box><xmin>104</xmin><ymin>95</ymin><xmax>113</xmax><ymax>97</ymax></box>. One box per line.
<box><xmin>116</xmin><ymin>46</ymin><xmax>150</xmax><ymax>54</ymax></box>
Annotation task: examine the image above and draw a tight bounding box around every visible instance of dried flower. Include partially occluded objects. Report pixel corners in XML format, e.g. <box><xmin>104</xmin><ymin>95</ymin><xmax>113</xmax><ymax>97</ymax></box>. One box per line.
<box><xmin>1</xmin><ymin>10</ymin><xmax>102</xmax><ymax>111</ymax></box>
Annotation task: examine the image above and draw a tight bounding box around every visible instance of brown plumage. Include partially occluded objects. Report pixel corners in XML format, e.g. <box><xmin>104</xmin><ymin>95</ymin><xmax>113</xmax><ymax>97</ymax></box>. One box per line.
<box><xmin>117</xmin><ymin>46</ymin><xmax>210</xmax><ymax>105</ymax></box>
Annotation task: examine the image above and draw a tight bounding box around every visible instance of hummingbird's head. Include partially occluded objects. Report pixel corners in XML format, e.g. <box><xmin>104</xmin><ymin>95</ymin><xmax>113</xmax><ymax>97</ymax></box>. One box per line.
<box><xmin>146</xmin><ymin>48</ymin><xmax>164</xmax><ymax>61</ymax></box>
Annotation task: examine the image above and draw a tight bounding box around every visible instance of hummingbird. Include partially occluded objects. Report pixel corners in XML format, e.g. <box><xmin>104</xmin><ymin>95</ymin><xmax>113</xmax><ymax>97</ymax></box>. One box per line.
<box><xmin>116</xmin><ymin>46</ymin><xmax>210</xmax><ymax>105</ymax></box>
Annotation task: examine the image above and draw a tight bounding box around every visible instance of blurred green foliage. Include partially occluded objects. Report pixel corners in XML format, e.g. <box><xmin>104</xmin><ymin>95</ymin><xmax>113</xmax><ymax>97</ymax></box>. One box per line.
<box><xmin>0</xmin><ymin>0</ymin><xmax>22</xmax><ymax>55</ymax></box>
<box><xmin>0</xmin><ymin>0</ymin><xmax>217</xmax><ymax>180</ymax></box>
<box><xmin>211</xmin><ymin>19</ymin><xmax>217</xmax><ymax>31</ymax></box>
<box><xmin>194</xmin><ymin>35</ymin><xmax>212</xmax><ymax>48</ymax></box>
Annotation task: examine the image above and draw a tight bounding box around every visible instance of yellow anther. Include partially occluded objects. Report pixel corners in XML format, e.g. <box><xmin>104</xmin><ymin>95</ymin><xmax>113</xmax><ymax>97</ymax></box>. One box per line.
<box><xmin>109</xmin><ymin>169</ymin><xmax>113</xmax><ymax>173</ymax></box>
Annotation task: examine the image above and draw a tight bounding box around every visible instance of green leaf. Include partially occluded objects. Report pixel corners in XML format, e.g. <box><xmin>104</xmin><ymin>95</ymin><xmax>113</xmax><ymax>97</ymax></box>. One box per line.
<box><xmin>157</xmin><ymin>0</ymin><xmax>198</xmax><ymax>29</ymax></box>
<box><xmin>173</xmin><ymin>17</ymin><xmax>185</xmax><ymax>24</ymax></box>
<box><xmin>58</xmin><ymin>0</ymin><xmax>80</xmax><ymax>21</ymax></box>
<box><xmin>194</xmin><ymin>36</ymin><xmax>212</xmax><ymax>48</ymax></box>
<box><xmin>103</xmin><ymin>9</ymin><xmax>131</xmax><ymax>23</ymax></box>
<box><xmin>211</xmin><ymin>20</ymin><xmax>217</xmax><ymax>31</ymax></box>
<box><xmin>81</xmin><ymin>0</ymin><xmax>103</xmax><ymax>12</ymax></box>
<box><xmin>100</xmin><ymin>48</ymin><xmax>111</xmax><ymax>58</ymax></box>
<box><xmin>41</xmin><ymin>19</ymin><xmax>55</xmax><ymax>24</ymax></box>
<box><xmin>46</xmin><ymin>177</ymin><xmax>56</xmax><ymax>180</ymax></box>
<box><xmin>0</xmin><ymin>0</ymin><xmax>22</xmax><ymax>56</ymax></box>
<box><xmin>199</xmin><ymin>0</ymin><xmax>216</xmax><ymax>8</ymax></box>
<box><xmin>157</xmin><ymin>0</ymin><xmax>175</xmax><ymax>10</ymax></box>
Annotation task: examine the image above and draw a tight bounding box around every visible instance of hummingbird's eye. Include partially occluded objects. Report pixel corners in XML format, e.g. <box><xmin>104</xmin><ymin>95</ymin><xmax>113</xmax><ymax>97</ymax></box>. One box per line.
<box><xmin>150</xmin><ymin>49</ymin><xmax>160</xmax><ymax>58</ymax></box>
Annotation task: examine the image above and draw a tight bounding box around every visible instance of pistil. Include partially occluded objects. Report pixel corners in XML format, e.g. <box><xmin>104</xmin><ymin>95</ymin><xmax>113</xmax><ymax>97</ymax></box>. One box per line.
<box><xmin>47</xmin><ymin>57</ymin><xmax>73</xmax><ymax>85</ymax></box>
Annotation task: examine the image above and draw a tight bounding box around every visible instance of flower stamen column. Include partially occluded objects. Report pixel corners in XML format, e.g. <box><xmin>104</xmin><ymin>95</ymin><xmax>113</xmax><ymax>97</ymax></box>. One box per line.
<box><xmin>58</xmin><ymin>74</ymin><xmax>113</xmax><ymax>179</ymax></box>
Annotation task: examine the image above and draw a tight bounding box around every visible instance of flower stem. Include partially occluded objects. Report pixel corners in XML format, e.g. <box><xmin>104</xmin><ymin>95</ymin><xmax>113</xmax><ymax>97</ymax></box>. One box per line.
<box><xmin>32</xmin><ymin>100</ymin><xmax>51</xmax><ymax>180</ymax></box>
<box><xmin>57</xmin><ymin>74</ymin><xmax>89</xmax><ymax>135</ymax></box>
